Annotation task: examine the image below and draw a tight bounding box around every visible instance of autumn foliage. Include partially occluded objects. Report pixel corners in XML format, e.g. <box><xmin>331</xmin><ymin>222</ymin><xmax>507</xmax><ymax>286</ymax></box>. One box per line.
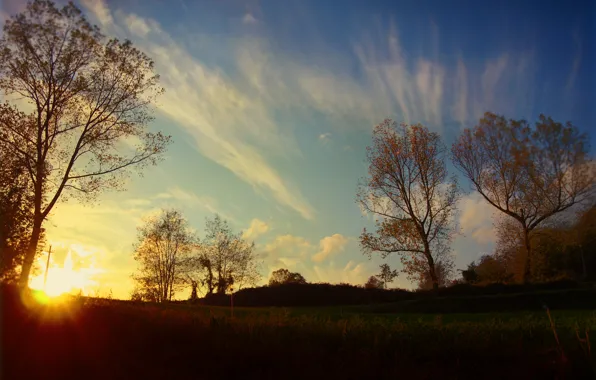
<box><xmin>452</xmin><ymin>112</ymin><xmax>595</xmax><ymax>282</ymax></box>
<box><xmin>358</xmin><ymin>120</ymin><xmax>459</xmax><ymax>290</ymax></box>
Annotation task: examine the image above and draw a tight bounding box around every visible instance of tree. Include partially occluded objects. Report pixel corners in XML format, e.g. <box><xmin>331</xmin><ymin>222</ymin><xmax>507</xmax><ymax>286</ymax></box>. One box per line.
<box><xmin>268</xmin><ymin>268</ymin><xmax>307</xmax><ymax>286</ymax></box>
<box><xmin>197</xmin><ymin>214</ymin><xmax>261</xmax><ymax>295</ymax></box>
<box><xmin>460</xmin><ymin>262</ymin><xmax>478</xmax><ymax>284</ymax></box>
<box><xmin>358</xmin><ymin>120</ymin><xmax>459</xmax><ymax>290</ymax></box>
<box><xmin>0</xmin><ymin>0</ymin><xmax>171</xmax><ymax>288</ymax></box>
<box><xmin>474</xmin><ymin>254</ymin><xmax>512</xmax><ymax>284</ymax></box>
<box><xmin>417</xmin><ymin>261</ymin><xmax>453</xmax><ymax>290</ymax></box>
<box><xmin>376</xmin><ymin>263</ymin><xmax>398</xmax><ymax>289</ymax></box>
<box><xmin>0</xmin><ymin>145</ymin><xmax>33</xmax><ymax>282</ymax></box>
<box><xmin>452</xmin><ymin>112</ymin><xmax>595</xmax><ymax>283</ymax></box>
<box><xmin>132</xmin><ymin>209</ymin><xmax>197</xmax><ymax>303</ymax></box>
<box><xmin>364</xmin><ymin>275</ymin><xmax>384</xmax><ymax>289</ymax></box>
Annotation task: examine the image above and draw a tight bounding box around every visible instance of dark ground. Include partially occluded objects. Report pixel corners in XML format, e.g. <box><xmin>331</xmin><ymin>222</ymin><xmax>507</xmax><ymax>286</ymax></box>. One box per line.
<box><xmin>1</xmin><ymin>285</ymin><xmax>595</xmax><ymax>380</ymax></box>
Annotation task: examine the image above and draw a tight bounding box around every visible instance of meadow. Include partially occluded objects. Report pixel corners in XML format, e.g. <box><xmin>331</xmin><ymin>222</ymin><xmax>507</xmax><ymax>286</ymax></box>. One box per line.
<box><xmin>3</xmin><ymin>285</ymin><xmax>595</xmax><ymax>380</ymax></box>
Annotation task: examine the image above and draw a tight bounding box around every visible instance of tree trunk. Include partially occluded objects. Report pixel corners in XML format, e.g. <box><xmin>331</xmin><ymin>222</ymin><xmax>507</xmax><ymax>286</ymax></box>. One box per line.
<box><xmin>579</xmin><ymin>244</ymin><xmax>587</xmax><ymax>281</ymax></box>
<box><xmin>426</xmin><ymin>248</ymin><xmax>439</xmax><ymax>291</ymax></box>
<box><xmin>18</xmin><ymin>213</ymin><xmax>43</xmax><ymax>289</ymax></box>
<box><xmin>523</xmin><ymin>228</ymin><xmax>532</xmax><ymax>284</ymax></box>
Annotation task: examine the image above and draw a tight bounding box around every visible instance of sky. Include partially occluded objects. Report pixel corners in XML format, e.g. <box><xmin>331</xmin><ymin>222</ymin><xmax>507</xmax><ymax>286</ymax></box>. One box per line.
<box><xmin>0</xmin><ymin>0</ymin><xmax>594</xmax><ymax>299</ymax></box>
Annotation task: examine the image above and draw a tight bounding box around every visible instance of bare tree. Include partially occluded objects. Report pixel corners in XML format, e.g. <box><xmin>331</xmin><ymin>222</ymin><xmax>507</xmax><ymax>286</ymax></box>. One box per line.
<box><xmin>0</xmin><ymin>1</ymin><xmax>171</xmax><ymax>288</ymax></box>
<box><xmin>376</xmin><ymin>263</ymin><xmax>398</xmax><ymax>289</ymax></box>
<box><xmin>452</xmin><ymin>112</ymin><xmax>595</xmax><ymax>282</ymax></box>
<box><xmin>198</xmin><ymin>214</ymin><xmax>261</xmax><ymax>295</ymax></box>
<box><xmin>358</xmin><ymin>120</ymin><xmax>459</xmax><ymax>290</ymax></box>
<box><xmin>132</xmin><ymin>209</ymin><xmax>197</xmax><ymax>303</ymax></box>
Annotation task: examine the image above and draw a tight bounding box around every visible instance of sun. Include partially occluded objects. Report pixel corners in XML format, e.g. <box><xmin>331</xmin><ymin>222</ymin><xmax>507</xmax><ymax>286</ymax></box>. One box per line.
<box><xmin>29</xmin><ymin>249</ymin><xmax>103</xmax><ymax>297</ymax></box>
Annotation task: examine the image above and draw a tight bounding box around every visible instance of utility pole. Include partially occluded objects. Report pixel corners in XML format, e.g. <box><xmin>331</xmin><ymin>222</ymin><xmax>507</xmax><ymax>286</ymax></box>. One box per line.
<box><xmin>43</xmin><ymin>246</ymin><xmax>52</xmax><ymax>291</ymax></box>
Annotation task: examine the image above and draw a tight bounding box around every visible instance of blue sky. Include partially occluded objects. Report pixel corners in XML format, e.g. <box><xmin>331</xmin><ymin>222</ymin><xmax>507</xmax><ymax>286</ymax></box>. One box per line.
<box><xmin>1</xmin><ymin>0</ymin><xmax>593</xmax><ymax>298</ymax></box>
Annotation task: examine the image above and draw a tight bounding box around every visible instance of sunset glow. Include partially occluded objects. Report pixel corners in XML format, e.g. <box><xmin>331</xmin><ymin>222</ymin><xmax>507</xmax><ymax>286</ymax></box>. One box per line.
<box><xmin>1</xmin><ymin>0</ymin><xmax>592</xmax><ymax>300</ymax></box>
<box><xmin>29</xmin><ymin>249</ymin><xmax>104</xmax><ymax>297</ymax></box>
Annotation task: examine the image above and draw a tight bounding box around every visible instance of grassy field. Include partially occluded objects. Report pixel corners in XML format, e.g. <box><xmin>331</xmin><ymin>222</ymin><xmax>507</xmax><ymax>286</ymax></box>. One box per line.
<box><xmin>3</xmin><ymin>288</ymin><xmax>596</xmax><ymax>379</ymax></box>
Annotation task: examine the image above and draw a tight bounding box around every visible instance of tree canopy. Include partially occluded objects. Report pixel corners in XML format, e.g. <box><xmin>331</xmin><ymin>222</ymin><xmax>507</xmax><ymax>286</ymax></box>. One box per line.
<box><xmin>452</xmin><ymin>112</ymin><xmax>595</xmax><ymax>282</ymax></box>
<box><xmin>0</xmin><ymin>0</ymin><xmax>171</xmax><ymax>287</ymax></box>
<box><xmin>358</xmin><ymin>120</ymin><xmax>459</xmax><ymax>290</ymax></box>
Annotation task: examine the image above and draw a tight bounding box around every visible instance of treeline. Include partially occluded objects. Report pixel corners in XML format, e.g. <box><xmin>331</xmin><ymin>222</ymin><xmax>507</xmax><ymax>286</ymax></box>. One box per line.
<box><xmin>130</xmin><ymin>211</ymin><xmax>261</xmax><ymax>302</ymax></box>
<box><xmin>460</xmin><ymin>205</ymin><xmax>596</xmax><ymax>285</ymax></box>
<box><xmin>199</xmin><ymin>278</ymin><xmax>595</xmax><ymax>308</ymax></box>
<box><xmin>357</xmin><ymin>113</ymin><xmax>595</xmax><ymax>292</ymax></box>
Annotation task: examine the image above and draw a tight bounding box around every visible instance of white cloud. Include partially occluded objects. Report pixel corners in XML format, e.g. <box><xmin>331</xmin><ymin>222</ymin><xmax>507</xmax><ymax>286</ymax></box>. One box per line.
<box><xmin>312</xmin><ymin>233</ymin><xmax>349</xmax><ymax>262</ymax></box>
<box><xmin>242</xmin><ymin>218</ymin><xmax>270</xmax><ymax>240</ymax></box>
<box><xmin>154</xmin><ymin>186</ymin><xmax>237</xmax><ymax>223</ymax></box>
<box><xmin>80</xmin><ymin>0</ymin><xmax>114</xmax><ymax>26</ymax></box>
<box><xmin>242</xmin><ymin>13</ymin><xmax>257</xmax><ymax>25</ymax></box>
<box><xmin>125</xmin><ymin>13</ymin><xmax>151</xmax><ymax>37</ymax></box>
<box><xmin>459</xmin><ymin>193</ymin><xmax>497</xmax><ymax>244</ymax></box>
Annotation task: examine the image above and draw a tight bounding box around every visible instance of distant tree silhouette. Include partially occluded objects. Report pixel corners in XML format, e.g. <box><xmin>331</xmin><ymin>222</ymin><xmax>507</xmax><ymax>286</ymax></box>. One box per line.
<box><xmin>132</xmin><ymin>209</ymin><xmax>197</xmax><ymax>302</ymax></box>
<box><xmin>461</xmin><ymin>262</ymin><xmax>478</xmax><ymax>284</ymax></box>
<box><xmin>189</xmin><ymin>279</ymin><xmax>199</xmax><ymax>301</ymax></box>
<box><xmin>269</xmin><ymin>268</ymin><xmax>307</xmax><ymax>286</ymax></box>
<box><xmin>452</xmin><ymin>112</ymin><xmax>595</xmax><ymax>283</ymax></box>
<box><xmin>377</xmin><ymin>264</ymin><xmax>398</xmax><ymax>289</ymax></box>
<box><xmin>364</xmin><ymin>275</ymin><xmax>384</xmax><ymax>289</ymax></box>
<box><xmin>417</xmin><ymin>261</ymin><xmax>453</xmax><ymax>290</ymax></box>
<box><xmin>196</xmin><ymin>214</ymin><xmax>261</xmax><ymax>295</ymax></box>
<box><xmin>358</xmin><ymin>120</ymin><xmax>459</xmax><ymax>290</ymax></box>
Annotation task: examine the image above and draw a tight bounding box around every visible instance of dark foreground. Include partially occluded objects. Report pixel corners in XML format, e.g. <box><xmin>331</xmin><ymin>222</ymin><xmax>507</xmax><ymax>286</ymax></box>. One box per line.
<box><xmin>2</xmin><ymin>288</ymin><xmax>595</xmax><ymax>380</ymax></box>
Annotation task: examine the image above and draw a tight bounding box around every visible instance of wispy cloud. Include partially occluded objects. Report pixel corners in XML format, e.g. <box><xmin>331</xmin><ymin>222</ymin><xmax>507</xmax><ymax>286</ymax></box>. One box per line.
<box><xmin>565</xmin><ymin>29</ymin><xmax>582</xmax><ymax>94</ymax></box>
<box><xmin>155</xmin><ymin>186</ymin><xmax>238</xmax><ymax>223</ymax></box>
<box><xmin>80</xmin><ymin>1</ymin><xmax>544</xmax><ymax>223</ymax></box>
<box><xmin>81</xmin><ymin>1</ymin><xmax>316</xmax><ymax>221</ymax></box>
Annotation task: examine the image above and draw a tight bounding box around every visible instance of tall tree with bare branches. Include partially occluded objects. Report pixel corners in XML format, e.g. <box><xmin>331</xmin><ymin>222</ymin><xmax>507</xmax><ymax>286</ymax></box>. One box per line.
<box><xmin>198</xmin><ymin>214</ymin><xmax>261</xmax><ymax>295</ymax></box>
<box><xmin>132</xmin><ymin>209</ymin><xmax>197</xmax><ymax>303</ymax></box>
<box><xmin>358</xmin><ymin>120</ymin><xmax>459</xmax><ymax>290</ymax></box>
<box><xmin>452</xmin><ymin>112</ymin><xmax>595</xmax><ymax>282</ymax></box>
<box><xmin>0</xmin><ymin>1</ymin><xmax>171</xmax><ymax>287</ymax></box>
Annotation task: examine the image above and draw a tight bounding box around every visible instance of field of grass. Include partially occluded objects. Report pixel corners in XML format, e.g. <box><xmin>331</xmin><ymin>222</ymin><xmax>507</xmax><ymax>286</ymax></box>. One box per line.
<box><xmin>3</xmin><ymin>287</ymin><xmax>595</xmax><ymax>379</ymax></box>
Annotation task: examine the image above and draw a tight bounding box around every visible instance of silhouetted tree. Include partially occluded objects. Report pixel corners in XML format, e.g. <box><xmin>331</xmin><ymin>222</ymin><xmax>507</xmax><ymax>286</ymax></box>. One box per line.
<box><xmin>358</xmin><ymin>120</ymin><xmax>459</xmax><ymax>290</ymax></box>
<box><xmin>0</xmin><ymin>0</ymin><xmax>171</xmax><ymax>288</ymax></box>
<box><xmin>269</xmin><ymin>268</ymin><xmax>307</xmax><ymax>286</ymax></box>
<box><xmin>474</xmin><ymin>254</ymin><xmax>512</xmax><ymax>284</ymax></box>
<box><xmin>0</xmin><ymin>147</ymin><xmax>33</xmax><ymax>282</ymax></box>
<box><xmin>376</xmin><ymin>264</ymin><xmax>398</xmax><ymax>289</ymax></box>
<box><xmin>132</xmin><ymin>209</ymin><xmax>197</xmax><ymax>302</ymax></box>
<box><xmin>189</xmin><ymin>279</ymin><xmax>198</xmax><ymax>301</ymax></box>
<box><xmin>197</xmin><ymin>214</ymin><xmax>261</xmax><ymax>295</ymax></box>
<box><xmin>461</xmin><ymin>262</ymin><xmax>478</xmax><ymax>284</ymax></box>
<box><xmin>364</xmin><ymin>275</ymin><xmax>384</xmax><ymax>289</ymax></box>
<box><xmin>452</xmin><ymin>112</ymin><xmax>595</xmax><ymax>283</ymax></box>
<box><xmin>417</xmin><ymin>261</ymin><xmax>453</xmax><ymax>290</ymax></box>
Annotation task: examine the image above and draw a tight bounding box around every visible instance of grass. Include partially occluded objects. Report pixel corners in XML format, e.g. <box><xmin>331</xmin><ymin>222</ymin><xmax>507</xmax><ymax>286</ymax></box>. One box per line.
<box><xmin>3</xmin><ymin>287</ymin><xmax>596</xmax><ymax>379</ymax></box>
